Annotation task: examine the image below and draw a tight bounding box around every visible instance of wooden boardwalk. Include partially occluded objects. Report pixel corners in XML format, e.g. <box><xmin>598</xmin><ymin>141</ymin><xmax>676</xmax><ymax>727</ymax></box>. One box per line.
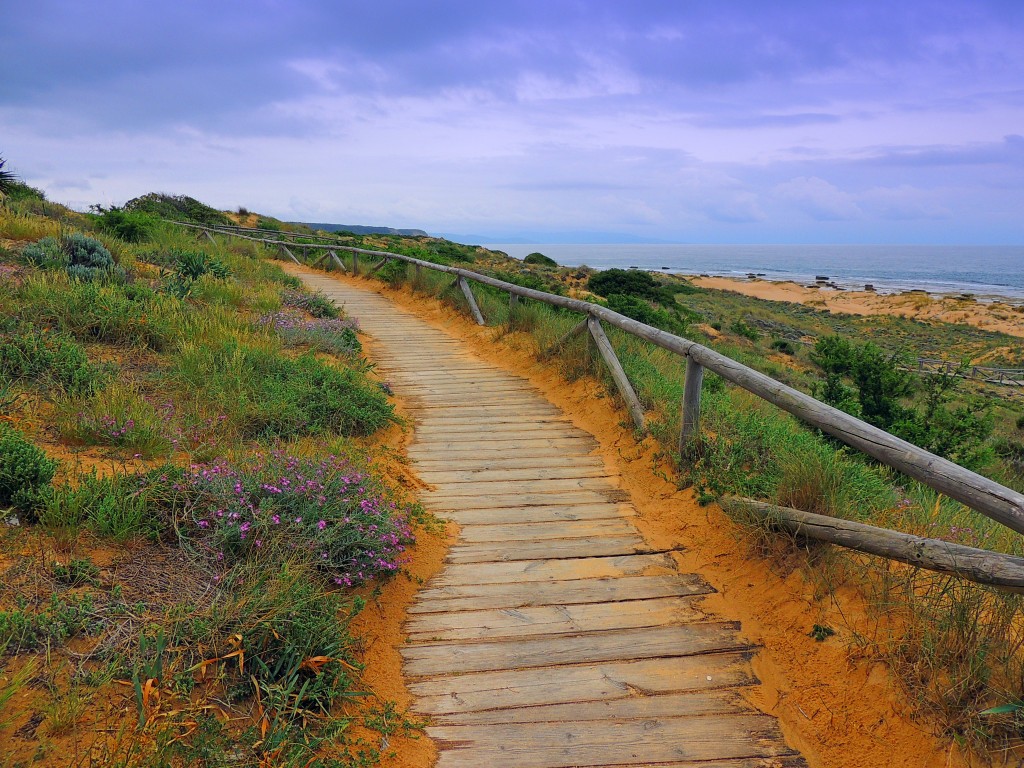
<box><xmin>296</xmin><ymin>270</ymin><xmax>806</xmax><ymax>768</ymax></box>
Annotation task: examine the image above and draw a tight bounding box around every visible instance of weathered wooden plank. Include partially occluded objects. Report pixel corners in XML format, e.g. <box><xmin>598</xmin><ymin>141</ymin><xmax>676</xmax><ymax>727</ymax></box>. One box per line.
<box><xmin>402</xmin><ymin>622</ymin><xmax>748</xmax><ymax>676</ymax></box>
<box><xmin>405</xmin><ymin>595</ymin><xmax>705</xmax><ymax>642</ymax></box>
<box><xmin>431</xmin><ymin>689</ymin><xmax>748</xmax><ymax>725</ymax></box>
<box><xmin>443</xmin><ymin>503</ymin><xmax>636</xmax><ymax>526</ymax></box>
<box><xmin>423</xmin><ymin>478</ymin><xmax>618</xmax><ymax>499</ymax></box>
<box><xmin>407</xmin><ymin>399</ymin><xmax>554</xmax><ymax>412</ymax></box>
<box><xmin>409</xmin><ymin>574</ymin><xmax>711</xmax><ymax>614</ymax></box>
<box><xmin>423</xmin><ymin>489</ymin><xmax>628</xmax><ymax>511</ymax></box>
<box><xmin>418</xmin><ymin>413</ymin><xmax>570</xmax><ymax>428</ymax></box>
<box><xmin>416</xmin><ymin>465</ymin><xmax>612</xmax><ymax>484</ymax></box>
<box><xmin>406</xmin><ymin>393</ymin><xmax>540</xmax><ymax>405</ymax></box>
<box><xmin>412</xmin><ymin>400</ymin><xmax>561</xmax><ymax>415</ymax></box>
<box><xmin>409</xmin><ymin>651</ymin><xmax>756</xmax><ymax>714</ymax></box>
<box><xmin>428</xmin><ymin>554</ymin><xmax>675</xmax><ymax>588</ymax></box>
<box><xmin>446</xmin><ymin>536</ymin><xmax>652</xmax><ymax>563</ymax></box>
<box><xmin>456</xmin><ymin>518</ymin><xmax>637</xmax><ymax>542</ymax></box>
<box><xmin>412</xmin><ymin>455</ymin><xmax>606</xmax><ymax>472</ymax></box>
<box><xmin>428</xmin><ymin>713</ymin><xmax>793</xmax><ymax>768</ymax></box>
<box><xmin>408</xmin><ymin>436</ymin><xmax>598</xmax><ymax>455</ymax></box>
<box><xmin>414</xmin><ymin>419</ymin><xmax>576</xmax><ymax>434</ymax></box>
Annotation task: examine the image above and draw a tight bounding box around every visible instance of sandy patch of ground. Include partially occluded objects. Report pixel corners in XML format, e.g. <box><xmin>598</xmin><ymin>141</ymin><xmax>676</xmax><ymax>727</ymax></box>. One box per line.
<box><xmin>692</xmin><ymin>276</ymin><xmax>1024</xmax><ymax>339</ymax></box>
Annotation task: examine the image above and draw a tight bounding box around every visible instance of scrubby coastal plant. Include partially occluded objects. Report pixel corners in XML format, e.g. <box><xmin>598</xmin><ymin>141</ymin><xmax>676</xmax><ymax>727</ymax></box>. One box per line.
<box><xmin>150</xmin><ymin>451</ymin><xmax>414</xmax><ymax>585</ymax></box>
<box><xmin>22</xmin><ymin>232</ymin><xmax>126</xmax><ymax>282</ymax></box>
<box><xmin>0</xmin><ymin>156</ymin><xmax>17</xmax><ymax>197</ymax></box>
<box><xmin>94</xmin><ymin>206</ymin><xmax>157</xmax><ymax>243</ymax></box>
<box><xmin>0</xmin><ymin>423</ymin><xmax>57</xmax><ymax>517</ymax></box>
<box><xmin>0</xmin><ymin>321</ymin><xmax>101</xmax><ymax>395</ymax></box>
<box><xmin>524</xmin><ymin>251</ymin><xmax>558</xmax><ymax>267</ymax></box>
<box><xmin>812</xmin><ymin>335</ymin><xmax>993</xmax><ymax>468</ymax></box>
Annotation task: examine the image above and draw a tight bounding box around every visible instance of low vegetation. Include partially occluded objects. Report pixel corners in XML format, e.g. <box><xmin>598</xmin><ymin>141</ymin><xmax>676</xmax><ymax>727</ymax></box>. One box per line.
<box><xmin>0</xmin><ymin>187</ymin><xmax>426</xmax><ymax>765</ymax></box>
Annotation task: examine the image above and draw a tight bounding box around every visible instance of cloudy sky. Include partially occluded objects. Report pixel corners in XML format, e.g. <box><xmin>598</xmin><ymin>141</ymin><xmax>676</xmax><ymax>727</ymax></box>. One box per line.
<box><xmin>2</xmin><ymin>1</ymin><xmax>1023</xmax><ymax>243</ymax></box>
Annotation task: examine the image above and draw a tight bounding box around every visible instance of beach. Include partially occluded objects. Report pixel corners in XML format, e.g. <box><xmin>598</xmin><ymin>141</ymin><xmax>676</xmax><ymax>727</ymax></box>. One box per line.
<box><xmin>689</xmin><ymin>275</ymin><xmax>1024</xmax><ymax>340</ymax></box>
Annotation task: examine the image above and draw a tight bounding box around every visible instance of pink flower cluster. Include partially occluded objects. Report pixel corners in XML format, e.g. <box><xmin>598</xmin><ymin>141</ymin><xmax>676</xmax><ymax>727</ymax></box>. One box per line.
<box><xmin>167</xmin><ymin>451</ymin><xmax>414</xmax><ymax>586</ymax></box>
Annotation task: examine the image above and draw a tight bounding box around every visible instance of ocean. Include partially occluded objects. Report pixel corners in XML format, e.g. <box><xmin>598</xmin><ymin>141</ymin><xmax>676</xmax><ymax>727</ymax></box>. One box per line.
<box><xmin>486</xmin><ymin>244</ymin><xmax>1024</xmax><ymax>302</ymax></box>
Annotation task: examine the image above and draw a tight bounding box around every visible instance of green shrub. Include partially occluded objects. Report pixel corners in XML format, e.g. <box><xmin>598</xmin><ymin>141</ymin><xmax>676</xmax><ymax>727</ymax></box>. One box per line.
<box><xmin>96</xmin><ymin>208</ymin><xmax>156</xmax><ymax>243</ymax></box>
<box><xmin>770</xmin><ymin>339</ymin><xmax>796</xmax><ymax>355</ymax></box>
<box><xmin>811</xmin><ymin>336</ymin><xmax>994</xmax><ymax>469</ymax></box>
<box><xmin>490</xmin><ymin>268</ymin><xmax>565</xmax><ymax>296</ymax></box>
<box><xmin>524</xmin><ymin>252</ymin><xmax>558</xmax><ymax>267</ymax></box>
<box><xmin>21</xmin><ymin>236</ymin><xmax>66</xmax><ymax>268</ymax></box>
<box><xmin>63</xmin><ymin>232</ymin><xmax>123</xmax><ymax>281</ymax></box>
<box><xmin>589</xmin><ymin>269</ymin><xmax>675</xmax><ymax>303</ymax></box>
<box><xmin>123</xmin><ymin>193</ymin><xmax>231</xmax><ymax>227</ymax></box>
<box><xmin>729</xmin><ymin>318</ymin><xmax>760</xmax><ymax>342</ymax></box>
<box><xmin>606</xmin><ymin>293</ymin><xmax>689</xmax><ymax>336</ymax></box>
<box><xmin>0</xmin><ymin>423</ymin><xmax>56</xmax><ymax>516</ymax></box>
<box><xmin>22</xmin><ymin>233</ymin><xmax>125</xmax><ymax>282</ymax></box>
<box><xmin>0</xmin><ymin>323</ymin><xmax>101</xmax><ymax>394</ymax></box>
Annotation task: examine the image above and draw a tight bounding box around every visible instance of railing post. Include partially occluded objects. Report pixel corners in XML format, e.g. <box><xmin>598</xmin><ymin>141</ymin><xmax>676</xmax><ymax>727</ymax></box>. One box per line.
<box><xmin>542</xmin><ymin>318</ymin><xmax>588</xmax><ymax>359</ymax></box>
<box><xmin>458</xmin><ymin>276</ymin><xmax>486</xmax><ymax>325</ymax></box>
<box><xmin>328</xmin><ymin>250</ymin><xmax>347</xmax><ymax>272</ymax></box>
<box><xmin>509</xmin><ymin>292</ymin><xmax>519</xmax><ymax>311</ymax></box>
<box><xmin>352</xmin><ymin>252</ymin><xmax>359</xmax><ymax>274</ymax></box>
<box><xmin>279</xmin><ymin>244</ymin><xmax>301</xmax><ymax>265</ymax></box>
<box><xmin>680</xmin><ymin>356</ymin><xmax>704</xmax><ymax>458</ymax></box>
<box><xmin>204</xmin><ymin>229</ymin><xmax>217</xmax><ymax>245</ymax></box>
<box><xmin>587</xmin><ymin>315</ymin><xmax>645</xmax><ymax>431</ymax></box>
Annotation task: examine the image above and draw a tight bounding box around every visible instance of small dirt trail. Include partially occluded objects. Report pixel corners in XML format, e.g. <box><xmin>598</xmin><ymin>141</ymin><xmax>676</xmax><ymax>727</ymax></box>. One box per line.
<box><xmin>296</xmin><ymin>269</ymin><xmax>806</xmax><ymax>768</ymax></box>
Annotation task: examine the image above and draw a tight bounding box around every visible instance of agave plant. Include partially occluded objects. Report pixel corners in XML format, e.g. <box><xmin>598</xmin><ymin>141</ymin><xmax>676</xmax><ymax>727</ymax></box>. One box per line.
<box><xmin>0</xmin><ymin>156</ymin><xmax>18</xmax><ymax>196</ymax></box>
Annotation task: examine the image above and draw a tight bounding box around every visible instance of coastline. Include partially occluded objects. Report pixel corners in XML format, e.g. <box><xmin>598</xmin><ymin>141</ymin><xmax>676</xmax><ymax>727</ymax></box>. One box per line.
<box><xmin>687</xmin><ymin>274</ymin><xmax>1024</xmax><ymax>340</ymax></box>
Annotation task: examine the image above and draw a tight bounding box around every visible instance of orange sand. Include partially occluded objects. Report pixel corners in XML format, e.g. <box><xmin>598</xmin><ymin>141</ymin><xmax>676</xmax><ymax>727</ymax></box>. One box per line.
<box><xmin>693</xmin><ymin>276</ymin><xmax>1024</xmax><ymax>338</ymax></box>
<box><xmin>294</xmin><ymin>264</ymin><xmax>975</xmax><ymax>768</ymax></box>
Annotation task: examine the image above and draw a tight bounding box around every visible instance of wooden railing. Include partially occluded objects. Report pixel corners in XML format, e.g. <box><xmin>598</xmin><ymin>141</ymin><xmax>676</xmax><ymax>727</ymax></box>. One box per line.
<box><xmin>917</xmin><ymin>358</ymin><xmax>1024</xmax><ymax>388</ymax></box>
<box><xmin>177</xmin><ymin>221</ymin><xmax>1024</xmax><ymax>589</ymax></box>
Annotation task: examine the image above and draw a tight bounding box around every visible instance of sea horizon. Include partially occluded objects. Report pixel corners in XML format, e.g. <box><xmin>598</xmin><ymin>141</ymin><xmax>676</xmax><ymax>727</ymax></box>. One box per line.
<box><xmin>483</xmin><ymin>243</ymin><xmax>1024</xmax><ymax>303</ymax></box>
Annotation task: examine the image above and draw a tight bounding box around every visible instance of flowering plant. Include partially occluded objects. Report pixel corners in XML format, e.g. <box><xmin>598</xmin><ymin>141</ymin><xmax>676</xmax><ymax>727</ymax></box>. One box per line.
<box><xmin>152</xmin><ymin>451</ymin><xmax>413</xmax><ymax>586</ymax></box>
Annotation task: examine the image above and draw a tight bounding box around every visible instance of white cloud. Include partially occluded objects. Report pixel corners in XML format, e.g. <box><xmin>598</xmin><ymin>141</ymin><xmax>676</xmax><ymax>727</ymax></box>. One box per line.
<box><xmin>773</xmin><ymin>176</ymin><xmax>862</xmax><ymax>221</ymax></box>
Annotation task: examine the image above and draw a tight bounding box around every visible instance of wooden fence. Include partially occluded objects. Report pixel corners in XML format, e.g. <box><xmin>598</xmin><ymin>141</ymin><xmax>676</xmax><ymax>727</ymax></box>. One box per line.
<box><xmin>917</xmin><ymin>358</ymin><xmax>1024</xmax><ymax>388</ymax></box>
<box><xmin>177</xmin><ymin>221</ymin><xmax>1024</xmax><ymax>590</ymax></box>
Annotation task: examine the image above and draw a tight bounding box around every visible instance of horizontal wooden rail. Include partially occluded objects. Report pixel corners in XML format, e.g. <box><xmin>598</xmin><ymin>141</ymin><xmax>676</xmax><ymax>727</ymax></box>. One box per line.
<box><xmin>724</xmin><ymin>498</ymin><xmax>1024</xmax><ymax>592</ymax></box>
<box><xmin>173</xmin><ymin>220</ymin><xmax>1024</xmax><ymax>537</ymax></box>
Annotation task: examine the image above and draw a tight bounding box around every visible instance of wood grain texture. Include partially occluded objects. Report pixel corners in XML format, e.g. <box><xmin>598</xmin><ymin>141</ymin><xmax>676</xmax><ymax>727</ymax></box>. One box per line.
<box><xmin>286</xmin><ymin>269</ymin><xmax>805</xmax><ymax>767</ymax></box>
<box><xmin>409</xmin><ymin>574</ymin><xmax>714</xmax><ymax>613</ymax></box>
